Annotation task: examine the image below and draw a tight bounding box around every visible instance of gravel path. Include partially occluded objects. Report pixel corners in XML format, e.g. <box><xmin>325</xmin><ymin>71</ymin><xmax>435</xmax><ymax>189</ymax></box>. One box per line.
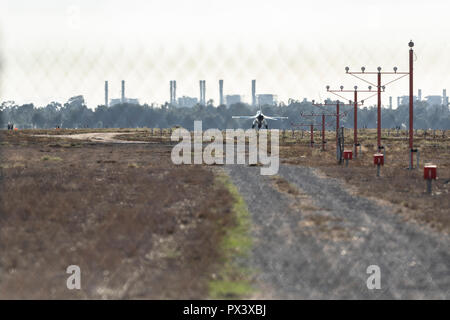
<box><xmin>34</xmin><ymin>132</ymin><xmax>150</xmax><ymax>144</ymax></box>
<box><xmin>225</xmin><ymin>164</ymin><xmax>450</xmax><ymax>299</ymax></box>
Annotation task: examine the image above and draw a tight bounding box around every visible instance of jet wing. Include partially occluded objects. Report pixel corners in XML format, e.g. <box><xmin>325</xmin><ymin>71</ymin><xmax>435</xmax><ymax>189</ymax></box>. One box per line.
<box><xmin>264</xmin><ymin>116</ymin><xmax>289</xmax><ymax>120</ymax></box>
<box><xmin>232</xmin><ymin>116</ymin><xmax>256</xmax><ymax>119</ymax></box>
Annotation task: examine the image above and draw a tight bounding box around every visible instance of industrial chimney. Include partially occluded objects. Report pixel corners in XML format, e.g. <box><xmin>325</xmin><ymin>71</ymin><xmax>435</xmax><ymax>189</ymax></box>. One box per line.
<box><xmin>443</xmin><ymin>89</ymin><xmax>448</xmax><ymax>106</ymax></box>
<box><xmin>252</xmin><ymin>80</ymin><xmax>256</xmax><ymax>106</ymax></box>
<box><xmin>170</xmin><ymin>81</ymin><xmax>173</xmax><ymax>104</ymax></box>
<box><xmin>199</xmin><ymin>80</ymin><xmax>206</xmax><ymax>105</ymax></box>
<box><xmin>121</xmin><ymin>80</ymin><xmax>125</xmax><ymax>103</ymax></box>
<box><xmin>203</xmin><ymin>80</ymin><xmax>206</xmax><ymax>105</ymax></box>
<box><xmin>173</xmin><ymin>80</ymin><xmax>177</xmax><ymax>104</ymax></box>
<box><xmin>105</xmin><ymin>81</ymin><xmax>109</xmax><ymax>107</ymax></box>
<box><xmin>389</xmin><ymin>96</ymin><xmax>392</xmax><ymax>109</ymax></box>
<box><xmin>219</xmin><ymin>80</ymin><xmax>224</xmax><ymax>106</ymax></box>
<box><xmin>418</xmin><ymin>89</ymin><xmax>422</xmax><ymax>101</ymax></box>
<box><xmin>199</xmin><ymin>80</ymin><xmax>203</xmax><ymax>105</ymax></box>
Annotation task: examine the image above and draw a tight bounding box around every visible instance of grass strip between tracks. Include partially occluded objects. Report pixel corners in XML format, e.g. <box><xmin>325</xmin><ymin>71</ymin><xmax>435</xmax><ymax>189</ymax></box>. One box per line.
<box><xmin>209</xmin><ymin>171</ymin><xmax>254</xmax><ymax>299</ymax></box>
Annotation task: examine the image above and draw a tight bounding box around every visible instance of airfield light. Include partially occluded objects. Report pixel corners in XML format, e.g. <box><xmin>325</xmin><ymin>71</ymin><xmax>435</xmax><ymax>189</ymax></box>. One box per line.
<box><xmin>374</xmin><ymin>153</ymin><xmax>384</xmax><ymax>177</ymax></box>
<box><xmin>424</xmin><ymin>164</ymin><xmax>437</xmax><ymax>194</ymax></box>
<box><xmin>343</xmin><ymin>150</ymin><xmax>353</xmax><ymax>167</ymax></box>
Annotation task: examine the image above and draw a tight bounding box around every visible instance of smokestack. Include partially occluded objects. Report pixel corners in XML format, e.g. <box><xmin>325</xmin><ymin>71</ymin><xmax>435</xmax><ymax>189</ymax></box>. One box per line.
<box><xmin>219</xmin><ymin>80</ymin><xmax>224</xmax><ymax>106</ymax></box>
<box><xmin>418</xmin><ymin>89</ymin><xmax>422</xmax><ymax>101</ymax></box>
<box><xmin>397</xmin><ymin>96</ymin><xmax>400</xmax><ymax>107</ymax></box>
<box><xmin>105</xmin><ymin>81</ymin><xmax>109</xmax><ymax>107</ymax></box>
<box><xmin>199</xmin><ymin>80</ymin><xmax>203</xmax><ymax>105</ymax></box>
<box><xmin>389</xmin><ymin>96</ymin><xmax>392</xmax><ymax>109</ymax></box>
<box><xmin>203</xmin><ymin>80</ymin><xmax>206</xmax><ymax>105</ymax></box>
<box><xmin>121</xmin><ymin>80</ymin><xmax>125</xmax><ymax>103</ymax></box>
<box><xmin>173</xmin><ymin>80</ymin><xmax>177</xmax><ymax>104</ymax></box>
<box><xmin>170</xmin><ymin>80</ymin><xmax>175</xmax><ymax>104</ymax></box>
<box><xmin>252</xmin><ymin>80</ymin><xmax>256</xmax><ymax>106</ymax></box>
<box><xmin>199</xmin><ymin>80</ymin><xmax>206</xmax><ymax>105</ymax></box>
<box><xmin>444</xmin><ymin>89</ymin><xmax>448</xmax><ymax>106</ymax></box>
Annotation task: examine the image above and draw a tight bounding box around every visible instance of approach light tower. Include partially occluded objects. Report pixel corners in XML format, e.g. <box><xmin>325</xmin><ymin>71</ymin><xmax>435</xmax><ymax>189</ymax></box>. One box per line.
<box><xmin>311</xmin><ymin>99</ymin><xmax>350</xmax><ymax>161</ymax></box>
<box><xmin>326</xmin><ymin>85</ymin><xmax>372</xmax><ymax>158</ymax></box>
<box><xmin>342</xmin><ymin>41</ymin><xmax>415</xmax><ymax>167</ymax></box>
<box><xmin>344</xmin><ymin>43</ymin><xmax>412</xmax><ymax>158</ymax></box>
<box><xmin>408</xmin><ymin>40</ymin><xmax>415</xmax><ymax>169</ymax></box>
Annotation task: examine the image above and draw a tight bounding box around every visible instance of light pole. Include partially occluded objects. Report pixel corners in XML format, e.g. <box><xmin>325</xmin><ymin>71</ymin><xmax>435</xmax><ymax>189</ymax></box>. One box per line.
<box><xmin>299</xmin><ymin>111</ymin><xmax>345</xmax><ymax>151</ymax></box>
<box><xmin>409</xmin><ymin>40</ymin><xmax>415</xmax><ymax>169</ymax></box>
<box><xmin>326</xmin><ymin>85</ymin><xmax>370</xmax><ymax>158</ymax></box>
<box><xmin>311</xmin><ymin>99</ymin><xmax>349</xmax><ymax>159</ymax></box>
<box><xmin>345</xmin><ymin>42</ymin><xmax>412</xmax><ymax>155</ymax></box>
<box><xmin>291</xmin><ymin>122</ymin><xmax>317</xmax><ymax>148</ymax></box>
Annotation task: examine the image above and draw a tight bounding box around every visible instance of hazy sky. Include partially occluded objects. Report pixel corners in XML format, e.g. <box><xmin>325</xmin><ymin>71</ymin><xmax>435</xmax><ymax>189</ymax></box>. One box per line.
<box><xmin>1</xmin><ymin>0</ymin><xmax>449</xmax><ymax>108</ymax></box>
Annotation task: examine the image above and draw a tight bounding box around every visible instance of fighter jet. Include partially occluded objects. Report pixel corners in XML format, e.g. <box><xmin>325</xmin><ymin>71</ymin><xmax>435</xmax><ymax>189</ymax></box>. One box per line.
<box><xmin>232</xmin><ymin>106</ymin><xmax>288</xmax><ymax>129</ymax></box>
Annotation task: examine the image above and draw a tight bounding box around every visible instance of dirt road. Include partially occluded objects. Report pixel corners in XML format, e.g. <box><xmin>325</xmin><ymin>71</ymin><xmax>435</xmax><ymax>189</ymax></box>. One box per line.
<box><xmin>35</xmin><ymin>132</ymin><xmax>150</xmax><ymax>144</ymax></box>
<box><xmin>225</xmin><ymin>164</ymin><xmax>450</xmax><ymax>299</ymax></box>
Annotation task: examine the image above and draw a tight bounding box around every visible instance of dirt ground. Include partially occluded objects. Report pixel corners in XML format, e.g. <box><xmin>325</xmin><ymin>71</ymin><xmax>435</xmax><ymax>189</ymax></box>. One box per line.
<box><xmin>0</xmin><ymin>128</ymin><xmax>448</xmax><ymax>299</ymax></box>
<box><xmin>0</xmin><ymin>130</ymin><xmax>235</xmax><ymax>299</ymax></box>
<box><xmin>112</xmin><ymin>127</ymin><xmax>450</xmax><ymax>234</ymax></box>
<box><xmin>279</xmin><ymin>129</ymin><xmax>450</xmax><ymax>234</ymax></box>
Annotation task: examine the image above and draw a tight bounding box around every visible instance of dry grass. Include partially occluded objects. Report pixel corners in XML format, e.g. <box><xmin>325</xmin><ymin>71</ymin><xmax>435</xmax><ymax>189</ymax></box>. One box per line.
<box><xmin>270</xmin><ymin>175</ymin><xmax>300</xmax><ymax>196</ymax></box>
<box><xmin>1</xmin><ymin>127</ymin><xmax>447</xmax><ymax>299</ymax></box>
<box><xmin>115</xmin><ymin>126</ymin><xmax>449</xmax><ymax>234</ymax></box>
<box><xmin>0</xmin><ymin>130</ymin><xmax>235</xmax><ymax>299</ymax></box>
<box><xmin>280</xmin><ymin>129</ymin><xmax>450</xmax><ymax>234</ymax></box>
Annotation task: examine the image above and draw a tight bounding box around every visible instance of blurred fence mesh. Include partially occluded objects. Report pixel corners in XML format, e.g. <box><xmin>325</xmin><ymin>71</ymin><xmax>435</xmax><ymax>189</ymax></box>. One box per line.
<box><xmin>0</xmin><ymin>2</ymin><xmax>449</xmax><ymax>130</ymax></box>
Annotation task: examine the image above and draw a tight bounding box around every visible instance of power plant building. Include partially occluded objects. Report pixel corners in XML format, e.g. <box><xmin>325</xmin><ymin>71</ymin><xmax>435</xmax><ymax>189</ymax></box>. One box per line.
<box><xmin>107</xmin><ymin>80</ymin><xmax>139</xmax><ymax>106</ymax></box>
<box><xmin>425</xmin><ymin>95</ymin><xmax>442</xmax><ymax>106</ymax></box>
<box><xmin>110</xmin><ymin>98</ymin><xmax>139</xmax><ymax>106</ymax></box>
<box><xmin>226</xmin><ymin>95</ymin><xmax>241</xmax><ymax>106</ymax></box>
<box><xmin>178</xmin><ymin>96</ymin><xmax>198</xmax><ymax>108</ymax></box>
<box><xmin>257</xmin><ymin>94</ymin><xmax>277</xmax><ymax>106</ymax></box>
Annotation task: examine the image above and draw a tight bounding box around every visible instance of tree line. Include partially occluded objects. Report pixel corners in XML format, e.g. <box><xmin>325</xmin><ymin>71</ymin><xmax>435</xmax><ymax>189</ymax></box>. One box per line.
<box><xmin>1</xmin><ymin>96</ymin><xmax>449</xmax><ymax>130</ymax></box>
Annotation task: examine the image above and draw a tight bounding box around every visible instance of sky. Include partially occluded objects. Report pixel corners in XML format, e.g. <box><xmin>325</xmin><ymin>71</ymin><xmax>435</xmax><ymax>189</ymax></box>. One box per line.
<box><xmin>0</xmin><ymin>0</ymin><xmax>449</xmax><ymax>108</ymax></box>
